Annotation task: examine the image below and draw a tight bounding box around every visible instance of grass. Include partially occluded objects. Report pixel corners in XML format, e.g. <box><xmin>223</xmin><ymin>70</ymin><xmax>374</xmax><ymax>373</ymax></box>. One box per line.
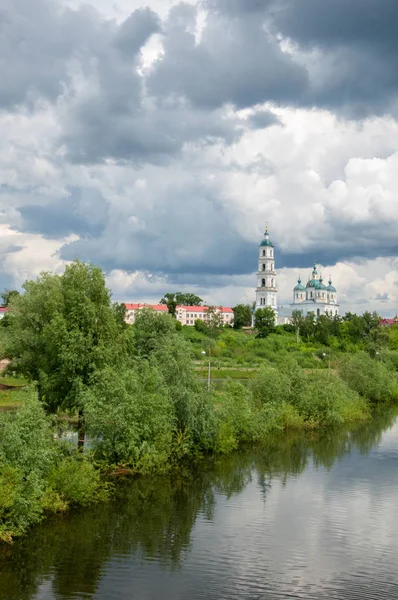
<box><xmin>0</xmin><ymin>375</ymin><xmax>29</xmax><ymax>387</ymax></box>
<box><xmin>0</xmin><ymin>376</ymin><xmax>29</xmax><ymax>409</ymax></box>
<box><xmin>195</xmin><ymin>368</ymin><xmax>259</xmax><ymax>380</ymax></box>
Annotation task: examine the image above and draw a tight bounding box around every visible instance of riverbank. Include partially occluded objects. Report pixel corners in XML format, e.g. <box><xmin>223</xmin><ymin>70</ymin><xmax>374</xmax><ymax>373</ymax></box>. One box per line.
<box><xmin>1</xmin><ymin>348</ymin><xmax>396</xmax><ymax>543</ymax></box>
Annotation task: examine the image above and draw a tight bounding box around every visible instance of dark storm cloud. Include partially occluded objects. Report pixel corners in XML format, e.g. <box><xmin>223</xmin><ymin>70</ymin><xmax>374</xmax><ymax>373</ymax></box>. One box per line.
<box><xmin>62</xmin><ymin>101</ymin><xmax>240</xmax><ymax>164</ymax></box>
<box><xmin>200</xmin><ymin>0</ymin><xmax>398</xmax><ymax>117</ymax></box>
<box><xmin>59</xmin><ymin>181</ymin><xmax>255</xmax><ymax>278</ymax></box>
<box><xmin>18</xmin><ymin>188</ymin><xmax>108</xmax><ymax>239</ymax></box>
<box><xmin>113</xmin><ymin>8</ymin><xmax>161</xmax><ymax>57</ymax></box>
<box><xmin>148</xmin><ymin>3</ymin><xmax>308</xmax><ymax>111</ymax></box>
<box><xmin>0</xmin><ymin>0</ymin><xmax>106</xmax><ymax>109</ymax></box>
<box><xmin>248</xmin><ymin>110</ymin><xmax>281</xmax><ymax>130</ymax></box>
<box><xmin>277</xmin><ymin>218</ymin><xmax>398</xmax><ymax>270</ymax></box>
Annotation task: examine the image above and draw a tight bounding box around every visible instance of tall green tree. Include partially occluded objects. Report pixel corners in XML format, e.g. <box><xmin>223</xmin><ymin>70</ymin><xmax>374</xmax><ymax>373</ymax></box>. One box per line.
<box><xmin>205</xmin><ymin>306</ymin><xmax>223</xmax><ymax>338</ymax></box>
<box><xmin>4</xmin><ymin>261</ymin><xmax>130</xmax><ymax>414</ymax></box>
<box><xmin>1</xmin><ymin>289</ymin><xmax>20</xmax><ymax>307</ymax></box>
<box><xmin>160</xmin><ymin>292</ymin><xmax>203</xmax><ymax>306</ymax></box>
<box><xmin>232</xmin><ymin>304</ymin><xmax>252</xmax><ymax>329</ymax></box>
<box><xmin>254</xmin><ymin>307</ymin><xmax>275</xmax><ymax>338</ymax></box>
<box><xmin>291</xmin><ymin>309</ymin><xmax>304</xmax><ymax>343</ymax></box>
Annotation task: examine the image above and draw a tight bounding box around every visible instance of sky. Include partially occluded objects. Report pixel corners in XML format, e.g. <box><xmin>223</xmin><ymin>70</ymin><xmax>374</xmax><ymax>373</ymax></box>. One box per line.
<box><xmin>1</xmin><ymin>0</ymin><xmax>398</xmax><ymax>315</ymax></box>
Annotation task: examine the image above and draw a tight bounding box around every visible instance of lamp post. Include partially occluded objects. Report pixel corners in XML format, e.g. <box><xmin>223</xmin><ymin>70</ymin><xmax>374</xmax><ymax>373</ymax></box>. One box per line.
<box><xmin>202</xmin><ymin>350</ymin><xmax>211</xmax><ymax>392</ymax></box>
<box><xmin>322</xmin><ymin>352</ymin><xmax>330</xmax><ymax>370</ymax></box>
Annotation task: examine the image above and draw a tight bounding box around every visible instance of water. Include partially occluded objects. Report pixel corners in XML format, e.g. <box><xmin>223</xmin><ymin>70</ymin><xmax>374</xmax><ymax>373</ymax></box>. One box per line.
<box><xmin>1</xmin><ymin>409</ymin><xmax>398</xmax><ymax>600</ymax></box>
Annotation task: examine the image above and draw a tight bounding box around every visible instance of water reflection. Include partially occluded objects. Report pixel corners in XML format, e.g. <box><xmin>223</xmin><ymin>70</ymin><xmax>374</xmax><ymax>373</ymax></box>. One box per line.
<box><xmin>1</xmin><ymin>408</ymin><xmax>398</xmax><ymax>600</ymax></box>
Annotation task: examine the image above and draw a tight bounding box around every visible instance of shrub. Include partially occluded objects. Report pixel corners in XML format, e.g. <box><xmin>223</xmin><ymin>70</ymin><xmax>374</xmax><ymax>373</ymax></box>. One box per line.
<box><xmin>294</xmin><ymin>371</ymin><xmax>369</xmax><ymax>425</ymax></box>
<box><xmin>339</xmin><ymin>352</ymin><xmax>394</xmax><ymax>403</ymax></box>
<box><xmin>250</xmin><ymin>364</ymin><xmax>291</xmax><ymax>407</ymax></box>
<box><xmin>47</xmin><ymin>457</ymin><xmax>104</xmax><ymax>506</ymax></box>
<box><xmin>83</xmin><ymin>364</ymin><xmax>174</xmax><ymax>472</ymax></box>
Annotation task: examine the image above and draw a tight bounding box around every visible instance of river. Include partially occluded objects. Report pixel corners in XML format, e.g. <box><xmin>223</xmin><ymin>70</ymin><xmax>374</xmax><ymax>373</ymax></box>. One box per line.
<box><xmin>1</xmin><ymin>408</ymin><xmax>398</xmax><ymax>600</ymax></box>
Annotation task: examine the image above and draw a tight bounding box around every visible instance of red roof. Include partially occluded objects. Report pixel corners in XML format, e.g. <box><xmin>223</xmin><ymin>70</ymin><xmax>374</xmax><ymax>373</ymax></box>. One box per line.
<box><xmin>180</xmin><ymin>305</ymin><xmax>233</xmax><ymax>314</ymax></box>
<box><xmin>0</xmin><ymin>307</ymin><xmax>8</xmax><ymax>313</ymax></box>
<box><xmin>380</xmin><ymin>318</ymin><xmax>397</xmax><ymax>326</ymax></box>
<box><xmin>125</xmin><ymin>303</ymin><xmax>168</xmax><ymax>311</ymax></box>
<box><xmin>125</xmin><ymin>303</ymin><xmax>233</xmax><ymax>314</ymax></box>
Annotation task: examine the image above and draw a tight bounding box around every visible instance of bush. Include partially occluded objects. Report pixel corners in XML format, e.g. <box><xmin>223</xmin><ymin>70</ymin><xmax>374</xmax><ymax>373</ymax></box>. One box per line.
<box><xmin>339</xmin><ymin>352</ymin><xmax>394</xmax><ymax>403</ymax></box>
<box><xmin>250</xmin><ymin>364</ymin><xmax>291</xmax><ymax>407</ymax></box>
<box><xmin>292</xmin><ymin>371</ymin><xmax>368</xmax><ymax>425</ymax></box>
<box><xmin>214</xmin><ymin>381</ymin><xmax>254</xmax><ymax>451</ymax></box>
<box><xmin>47</xmin><ymin>457</ymin><xmax>104</xmax><ymax>506</ymax></box>
<box><xmin>83</xmin><ymin>364</ymin><xmax>174</xmax><ymax>472</ymax></box>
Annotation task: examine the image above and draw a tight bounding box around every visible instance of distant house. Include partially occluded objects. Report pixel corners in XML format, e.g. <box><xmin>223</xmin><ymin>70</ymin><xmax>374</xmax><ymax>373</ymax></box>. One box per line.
<box><xmin>124</xmin><ymin>304</ymin><xmax>234</xmax><ymax>327</ymax></box>
<box><xmin>380</xmin><ymin>317</ymin><xmax>398</xmax><ymax>327</ymax></box>
<box><xmin>0</xmin><ymin>307</ymin><xmax>8</xmax><ymax>319</ymax></box>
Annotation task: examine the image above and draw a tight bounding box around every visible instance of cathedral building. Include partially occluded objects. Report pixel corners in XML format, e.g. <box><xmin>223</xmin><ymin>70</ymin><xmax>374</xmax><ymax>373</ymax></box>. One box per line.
<box><xmin>291</xmin><ymin>264</ymin><xmax>339</xmax><ymax>317</ymax></box>
<box><xmin>255</xmin><ymin>227</ymin><xmax>339</xmax><ymax>322</ymax></box>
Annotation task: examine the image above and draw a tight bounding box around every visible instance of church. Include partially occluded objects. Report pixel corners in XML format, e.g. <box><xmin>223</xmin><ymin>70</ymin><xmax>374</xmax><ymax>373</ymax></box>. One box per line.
<box><xmin>255</xmin><ymin>227</ymin><xmax>339</xmax><ymax>322</ymax></box>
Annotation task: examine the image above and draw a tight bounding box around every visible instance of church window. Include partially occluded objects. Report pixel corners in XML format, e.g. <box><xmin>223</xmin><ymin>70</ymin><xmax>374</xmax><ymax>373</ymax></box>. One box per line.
<box><xmin>310</xmin><ymin>292</ymin><xmax>313</xmax><ymax>298</ymax></box>
<box><xmin>262</xmin><ymin>264</ymin><xmax>265</xmax><ymax>271</ymax></box>
<box><xmin>262</xmin><ymin>278</ymin><xmax>265</xmax><ymax>286</ymax></box>
<box><xmin>317</xmin><ymin>308</ymin><xmax>320</xmax><ymax>316</ymax></box>
<box><xmin>262</xmin><ymin>250</ymin><xmax>265</xmax><ymax>256</ymax></box>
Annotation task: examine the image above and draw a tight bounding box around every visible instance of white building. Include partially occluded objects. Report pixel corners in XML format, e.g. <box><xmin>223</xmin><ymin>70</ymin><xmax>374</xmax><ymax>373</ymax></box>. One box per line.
<box><xmin>255</xmin><ymin>227</ymin><xmax>278</xmax><ymax>317</ymax></box>
<box><xmin>125</xmin><ymin>303</ymin><xmax>234</xmax><ymax>327</ymax></box>
<box><xmin>290</xmin><ymin>264</ymin><xmax>339</xmax><ymax>317</ymax></box>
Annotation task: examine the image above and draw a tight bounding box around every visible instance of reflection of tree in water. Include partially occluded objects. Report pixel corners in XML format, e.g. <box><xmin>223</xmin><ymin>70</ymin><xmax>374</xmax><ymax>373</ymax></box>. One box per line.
<box><xmin>1</xmin><ymin>407</ymin><xmax>397</xmax><ymax>600</ymax></box>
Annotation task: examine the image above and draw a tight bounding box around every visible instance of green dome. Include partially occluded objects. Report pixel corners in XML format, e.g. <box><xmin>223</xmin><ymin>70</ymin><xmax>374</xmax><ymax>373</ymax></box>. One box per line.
<box><xmin>306</xmin><ymin>279</ymin><xmax>319</xmax><ymax>288</ymax></box>
<box><xmin>260</xmin><ymin>227</ymin><xmax>274</xmax><ymax>247</ymax></box>
<box><xmin>327</xmin><ymin>281</ymin><xmax>336</xmax><ymax>292</ymax></box>
<box><xmin>317</xmin><ymin>277</ymin><xmax>327</xmax><ymax>291</ymax></box>
<box><xmin>294</xmin><ymin>277</ymin><xmax>305</xmax><ymax>291</ymax></box>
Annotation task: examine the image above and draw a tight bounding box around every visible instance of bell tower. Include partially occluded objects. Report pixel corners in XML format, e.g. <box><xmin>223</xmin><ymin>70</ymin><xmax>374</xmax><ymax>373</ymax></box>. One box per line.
<box><xmin>255</xmin><ymin>226</ymin><xmax>278</xmax><ymax>317</ymax></box>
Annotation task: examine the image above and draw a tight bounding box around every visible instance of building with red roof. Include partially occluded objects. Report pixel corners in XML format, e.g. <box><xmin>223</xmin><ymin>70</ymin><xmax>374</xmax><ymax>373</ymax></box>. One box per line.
<box><xmin>380</xmin><ymin>317</ymin><xmax>398</xmax><ymax>327</ymax></box>
<box><xmin>124</xmin><ymin>303</ymin><xmax>233</xmax><ymax>327</ymax></box>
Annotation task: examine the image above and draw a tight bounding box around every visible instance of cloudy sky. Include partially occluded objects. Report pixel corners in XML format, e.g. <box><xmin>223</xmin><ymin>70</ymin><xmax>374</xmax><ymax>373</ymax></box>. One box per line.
<box><xmin>1</xmin><ymin>0</ymin><xmax>398</xmax><ymax>314</ymax></box>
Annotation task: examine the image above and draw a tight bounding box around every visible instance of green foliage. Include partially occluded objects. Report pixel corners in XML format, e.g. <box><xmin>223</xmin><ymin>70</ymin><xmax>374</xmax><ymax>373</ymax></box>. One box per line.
<box><xmin>83</xmin><ymin>364</ymin><xmax>174</xmax><ymax>471</ymax></box>
<box><xmin>3</xmin><ymin>261</ymin><xmax>130</xmax><ymax>413</ymax></box>
<box><xmin>232</xmin><ymin>304</ymin><xmax>252</xmax><ymax>329</ymax></box>
<box><xmin>204</xmin><ymin>306</ymin><xmax>223</xmax><ymax>339</ymax></box>
<box><xmin>339</xmin><ymin>352</ymin><xmax>395</xmax><ymax>403</ymax></box>
<box><xmin>254</xmin><ymin>307</ymin><xmax>276</xmax><ymax>338</ymax></box>
<box><xmin>47</xmin><ymin>457</ymin><xmax>105</xmax><ymax>507</ymax></box>
<box><xmin>0</xmin><ymin>391</ymin><xmax>106</xmax><ymax>542</ymax></box>
<box><xmin>194</xmin><ymin>319</ymin><xmax>208</xmax><ymax>334</ymax></box>
<box><xmin>292</xmin><ymin>372</ymin><xmax>368</xmax><ymax>425</ymax></box>
<box><xmin>1</xmin><ymin>289</ymin><xmax>20</xmax><ymax>307</ymax></box>
<box><xmin>291</xmin><ymin>309</ymin><xmax>304</xmax><ymax>342</ymax></box>
<box><xmin>160</xmin><ymin>292</ymin><xmax>203</xmax><ymax>306</ymax></box>
<box><xmin>133</xmin><ymin>308</ymin><xmax>176</xmax><ymax>357</ymax></box>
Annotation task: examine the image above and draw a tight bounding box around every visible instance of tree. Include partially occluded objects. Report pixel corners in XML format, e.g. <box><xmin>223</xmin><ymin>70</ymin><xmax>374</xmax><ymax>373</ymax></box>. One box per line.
<box><xmin>300</xmin><ymin>312</ymin><xmax>316</xmax><ymax>339</ymax></box>
<box><xmin>160</xmin><ymin>292</ymin><xmax>203</xmax><ymax>307</ymax></box>
<box><xmin>232</xmin><ymin>304</ymin><xmax>252</xmax><ymax>329</ymax></box>
<box><xmin>204</xmin><ymin>306</ymin><xmax>222</xmax><ymax>338</ymax></box>
<box><xmin>4</xmin><ymin>261</ymin><xmax>130</xmax><ymax>416</ymax></box>
<box><xmin>1</xmin><ymin>289</ymin><xmax>20</xmax><ymax>307</ymax></box>
<box><xmin>291</xmin><ymin>309</ymin><xmax>304</xmax><ymax>343</ymax></box>
<box><xmin>159</xmin><ymin>293</ymin><xmax>178</xmax><ymax>317</ymax></box>
<box><xmin>254</xmin><ymin>307</ymin><xmax>275</xmax><ymax>338</ymax></box>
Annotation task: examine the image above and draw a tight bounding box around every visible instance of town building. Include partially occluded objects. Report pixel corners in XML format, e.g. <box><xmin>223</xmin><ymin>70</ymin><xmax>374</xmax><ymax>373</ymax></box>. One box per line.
<box><xmin>380</xmin><ymin>317</ymin><xmax>398</xmax><ymax>327</ymax></box>
<box><xmin>290</xmin><ymin>264</ymin><xmax>339</xmax><ymax>317</ymax></box>
<box><xmin>125</xmin><ymin>303</ymin><xmax>234</xmax><ymax>327</ymax></box>
<box><xmin>255</xmin><ymin>227</ymin><xmax>339</xmax><ymax>322</ymax></box>
<box><xmin>255</xmin><ymin>227</ymin><xmax>277</xmax><ymax>316</ymax></box>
